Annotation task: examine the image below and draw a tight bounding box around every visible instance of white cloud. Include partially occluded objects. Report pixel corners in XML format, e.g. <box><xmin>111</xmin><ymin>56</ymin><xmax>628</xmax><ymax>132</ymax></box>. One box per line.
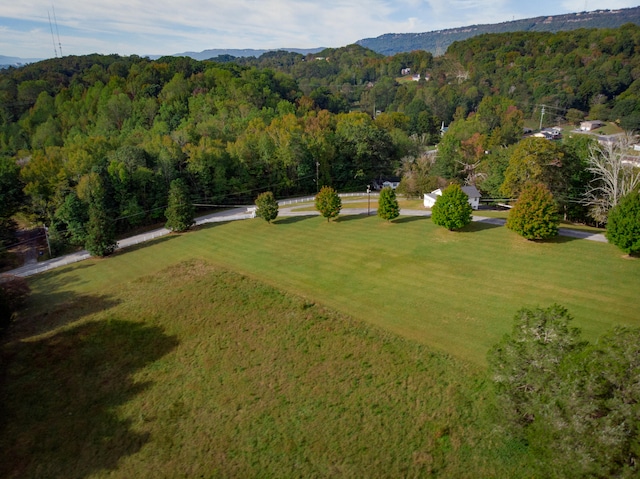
<box><xmin>561</xmin><ymin>0</ymin><xmax>640</xmax><ymax>11</ymax></box>
<box><xmin>2</xmin><ymin>0</ymin><xmax>639</xmax><ymax>58</ymax></box>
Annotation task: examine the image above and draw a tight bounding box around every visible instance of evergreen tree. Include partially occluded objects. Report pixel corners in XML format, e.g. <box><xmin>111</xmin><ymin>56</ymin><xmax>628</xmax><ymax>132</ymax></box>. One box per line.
<box><xmin>255</xmin><ymin>191</ymin><xmax>279</xmax><ymax>223</ymax></box>
<box><xmin>431</xmin><ymin>184</ymin><xmax>472</xmax><ymax>231</ymax></box>
<box><xmin>606</xmin><ymin>190</ymin><xmax>640</xmax><ymax>256</ymax></box>
<box><xmin>165</xmin><ymin>178</ymin><xmax>195</xmax><ymax>232</ymax></box>
<box><xmin>506</xmin><ymin>182</ymin><xmax>559</xmax><ymax>240</ymax></box>
<box><xmin>84</xmin><ymin>182</ymin><xmax>117</xmax><ymax>257</ymax></box>
<box><xmin>315</xmin><ymin>186</ymin><xmax>342</xmax><ymax>222</ymax></box>
<box><xmin>377</xmin><ymin>186</ymin><xmax>400</xmax><ymax>222</ymax></box>
<box><xmin>85</xmin><ymin>194</ymin><xmax>118</xmax><ymax>256</ymax></box>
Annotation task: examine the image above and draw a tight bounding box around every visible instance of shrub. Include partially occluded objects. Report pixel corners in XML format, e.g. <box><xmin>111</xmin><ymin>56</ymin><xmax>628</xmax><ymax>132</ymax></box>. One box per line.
<box><xmin>255</xmin><ymin>191</ymin><xmax>279</xmax><ymax>223</ymax></box>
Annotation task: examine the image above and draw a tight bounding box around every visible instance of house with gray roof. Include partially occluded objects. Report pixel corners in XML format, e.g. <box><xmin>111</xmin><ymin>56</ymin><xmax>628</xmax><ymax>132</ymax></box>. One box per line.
<box><xmin>423</xmin><ymin>185</ymin><xmax>481</xmax><ymax>210</ymax></box>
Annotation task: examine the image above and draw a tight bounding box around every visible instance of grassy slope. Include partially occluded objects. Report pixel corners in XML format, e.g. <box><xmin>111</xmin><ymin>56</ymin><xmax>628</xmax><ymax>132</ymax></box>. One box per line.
<box><xmin>2</xmin><ymin>261</ymin><xmax>515</xmax><ymax>478</ymax></box>
<box><xmin>3</xmin><ymin>215</ymin><xmax>638</xmax><ymax>477</ymax></box>
<box><xmin>27</xmin><ymin>215</ymin><xmax>639</xmax><ymax>365</ymax></box>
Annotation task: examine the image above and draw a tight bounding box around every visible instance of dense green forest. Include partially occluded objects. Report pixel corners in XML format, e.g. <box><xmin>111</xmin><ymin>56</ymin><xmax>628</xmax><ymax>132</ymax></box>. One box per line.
<box><xmin>1</xmin><ymin>24</ymin><xmax>639</xmax><ymax>259</ymax></box>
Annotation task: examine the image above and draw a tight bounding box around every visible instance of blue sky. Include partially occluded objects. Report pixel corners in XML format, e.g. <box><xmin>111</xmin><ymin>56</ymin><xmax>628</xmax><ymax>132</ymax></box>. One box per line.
<box><xmin>1</xmin><ymin>0</ymin><xmax>639</xmax><ymax>59</ymax></box>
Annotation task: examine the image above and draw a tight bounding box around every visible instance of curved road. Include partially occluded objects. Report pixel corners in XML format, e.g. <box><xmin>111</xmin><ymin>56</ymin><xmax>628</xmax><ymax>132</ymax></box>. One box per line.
<box><xmin>4</xmin><ymin>202</ymin><xmax>607</xmax><ymax>278</ymax></box>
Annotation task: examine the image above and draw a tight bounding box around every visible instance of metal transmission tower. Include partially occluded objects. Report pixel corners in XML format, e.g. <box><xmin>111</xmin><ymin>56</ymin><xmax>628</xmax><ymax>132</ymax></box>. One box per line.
<box><xmin>52</xmin><ymin>5</ymin><xmax>63</xmax><ymax>57</ymax></box>
<box><xmin>48</xmin><ymin>11</ymin><xmax>58</xmax><ymax>57</ymax></box>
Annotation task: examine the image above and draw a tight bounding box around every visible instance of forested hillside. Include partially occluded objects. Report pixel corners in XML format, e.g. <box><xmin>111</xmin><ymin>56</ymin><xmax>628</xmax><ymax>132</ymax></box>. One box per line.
<box><xmin>1</xmin><ymin>24</ymin><xmax>639</xmax><ymax>260</ymax></box>
<box><xmin>357</xmin><ymin>6</ymin><xmax>640</xmax><ymax>55</ymax></box>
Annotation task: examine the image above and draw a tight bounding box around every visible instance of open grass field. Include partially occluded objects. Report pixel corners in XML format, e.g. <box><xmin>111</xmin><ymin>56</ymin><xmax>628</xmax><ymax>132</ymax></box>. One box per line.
<box><xmin>2</xmin><ymin>214</ymin><xmax>638</xmax><ymax>477</ymax></box>
<box><xmin>2</xmin><ymin>260</ymin><xmax>524</xmax><ymax>478</ymax></box>
<box><xmin>24</xmin><ymin>214</ymin><xmax>638</xmax><ymax>364</ymax></box>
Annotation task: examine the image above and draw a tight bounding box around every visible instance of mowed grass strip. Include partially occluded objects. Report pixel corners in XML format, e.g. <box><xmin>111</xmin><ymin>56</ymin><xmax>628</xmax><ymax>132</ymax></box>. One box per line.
<box><xmin>2</xmin><ymin>260</ymin><xmax>519</xmax><ymax>478</ymax></box>
<box><xmin>27</xmin><ymin>215</ymin><xmax>640</xmax><ymax>365</ymax></box>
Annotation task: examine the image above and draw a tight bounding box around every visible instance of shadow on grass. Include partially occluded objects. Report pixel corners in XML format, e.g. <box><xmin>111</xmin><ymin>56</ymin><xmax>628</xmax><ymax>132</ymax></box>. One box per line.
<box><xmin>336</xmin><ymin>214</ymin><xmax>369</xmax><ymax>223</ymax></box>
<box><xmin>546</xmin><ymin>234</ymin><xmax>585</xmax><ymax>245</ymax></box>
<box><xmin>394</xmin><ymin>216</ymin><xmax>427</xmax><ymax>224</ymax></box>
<box><xmin>275</xmin><ymin>215</ymin><xmax>317</xmax><ymax>225</ymax></box>
<box><xmin>114</xmin><ymin>234</ymin><xmax>181</xmax><ymax>255</ymax></box>
<box><xmin>559</xmin><ymin>224</ymin><xmax>606</xmax><ymax>235</ymax></box>
<box><xmin>5</xmin><ymin>291</ymin><xmax>122</xmax><ymax>343</ymax></box>
<box><xmin>0</xmin><ymin>319</ymin><xmax>179</xmax><ymax>479</ymax></box>
<box><xmin>460</xmin><ymin>220</ymin><xmax>504</xmax><ymax>233</ymax></box>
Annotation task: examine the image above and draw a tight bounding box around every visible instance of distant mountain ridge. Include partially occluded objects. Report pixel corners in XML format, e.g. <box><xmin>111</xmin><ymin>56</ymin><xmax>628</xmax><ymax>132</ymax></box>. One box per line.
<box><xmin>0</xmin><ymin>55</ymin><xmax>43</xmax><ymax>68</ymax></box>
<box><xmin>357</xmin><ymin>6</ymin><xmax>640</xmax><ymax>55</ymax></box>
<box><xmin>169</xmin><ymin>47</ymin><xmax>326</xmax><ymax>61</ymax></box>
<box><xmin>3</xmin><ymin>6</ymin><xmax>640</xmax><ymax>67</ymax></box>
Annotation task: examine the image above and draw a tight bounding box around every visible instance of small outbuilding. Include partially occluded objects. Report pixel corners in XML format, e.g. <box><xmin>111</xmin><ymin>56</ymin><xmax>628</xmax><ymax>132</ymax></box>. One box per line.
<box><xmin>423</xmin><ymin>185</ymin><xmax>482</xmax><ymax>210</ymax></box>
<box><xmin>580</xmin><ymin>120</ymin><xmax>603</xmax><ymax>131</ymax></box>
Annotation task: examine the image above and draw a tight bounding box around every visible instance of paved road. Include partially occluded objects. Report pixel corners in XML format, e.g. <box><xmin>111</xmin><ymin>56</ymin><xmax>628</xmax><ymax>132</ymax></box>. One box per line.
<box><xmin>3</xmin><ymin>204</ymin><xmax>607</xmax><ymax>278</ymax></box>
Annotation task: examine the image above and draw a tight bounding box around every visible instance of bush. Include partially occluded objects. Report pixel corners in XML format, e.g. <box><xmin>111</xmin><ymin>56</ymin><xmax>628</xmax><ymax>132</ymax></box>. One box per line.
<box><xmin>431</xmin><ymin>184</ymin><xmax>473</xmax><ymax>231</ymax></box>
<box><xmin>606</xmin><ymin>191</ymin><xmax>640</xmax><ymax>255</ymax></box>
<box><xmin>255</xmin><ymin>191</ymin><xmax>279</xmax><ymax>223</ymax></box>
<box><xmin>506</xmin><ymin>182</ymin><xmax>559</xmax><ymax>240</ymax></box>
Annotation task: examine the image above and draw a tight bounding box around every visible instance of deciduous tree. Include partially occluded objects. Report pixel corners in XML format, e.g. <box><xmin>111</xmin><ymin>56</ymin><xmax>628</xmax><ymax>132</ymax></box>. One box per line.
<box><xmin>583</xmin><ymin>132</ymin><xmax>640</xmax><ymax>223</ymax></box>
<box><xmin>488</xmin><ymin>305</ymin><xmax>584</xmax><ymax>429</ymax></box>
<box><xmin>501</xmin><ymin>138</ymin><xmax>567</xmax><ymax>200</ymax></box>
<box><xmin>506</xmin><ymin>182</ymin><xmax>559</xmax><ymax>240</ymax></box>
<box><xmin>488</xmin><ymin>306</ymin><xmax>640</xmax><ymax>478</ymax></box>
<box><xmin>315</xmin><ymin>186</ymin><xmax>341</xmax><ymax>222</ymax></box>
<box><xmin>431</xmin><ymin>184</ymin><xmax>472</xmax><ymax>231</ymax></box>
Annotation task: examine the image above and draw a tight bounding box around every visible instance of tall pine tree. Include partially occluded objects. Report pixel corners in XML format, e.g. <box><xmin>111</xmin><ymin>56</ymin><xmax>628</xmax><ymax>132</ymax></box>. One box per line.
<box><xmin>84</xmin><ymin>176</ymin><xmax>117</xmax><ymax>257</ymax></box>
<box><xmin>165</xmin><ymin>178</ymin><xmax>195</xmax><ymax>232</ymax></box>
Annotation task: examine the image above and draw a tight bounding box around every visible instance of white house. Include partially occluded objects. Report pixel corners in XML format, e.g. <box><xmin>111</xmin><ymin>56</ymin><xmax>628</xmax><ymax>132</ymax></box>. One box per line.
<box><xmin>423</xmin><ymin>185</ymin><xmax>482</xmax><ymax>210</ymax></box>
<box><xmin>580</xmin><ymin>120</ymin><xmax>603</xmax><ymax>131</ymax></box>
<box><xmin>382</xmin><ymin>178</ymin><xmax>401</xmax><ymax>189</ymax></box>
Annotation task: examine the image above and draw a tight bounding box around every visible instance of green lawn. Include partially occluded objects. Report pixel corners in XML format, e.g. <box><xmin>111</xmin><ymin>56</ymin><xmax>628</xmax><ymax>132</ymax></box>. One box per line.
<box><xmin>3</xmin><ymin>215</ymin><xmax>639</xmax><ymax>478</ymax></box>
<box><xmin>25</xmin><ymin>215</ymin><xmax>639</xmax><ymax>365</ymax></box>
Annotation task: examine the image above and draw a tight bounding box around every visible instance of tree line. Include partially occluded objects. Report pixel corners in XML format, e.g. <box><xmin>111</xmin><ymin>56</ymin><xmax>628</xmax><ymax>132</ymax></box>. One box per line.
<box><xmin>1</xmin><ymin>25</ymin><xmax>640</xmax><ymax>261</ymax></box>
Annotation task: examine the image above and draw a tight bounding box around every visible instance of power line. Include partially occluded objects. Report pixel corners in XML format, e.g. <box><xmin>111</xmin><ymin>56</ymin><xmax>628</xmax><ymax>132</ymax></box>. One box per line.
<box><xmin>52</xmin><ymin>4</ymin><xmax>63</xmax><ymax>57</ymax></box>
<box><xmin>47</xmin><ymin>11</ymin><xmax>58</xmax><ymax>58</ymax></box>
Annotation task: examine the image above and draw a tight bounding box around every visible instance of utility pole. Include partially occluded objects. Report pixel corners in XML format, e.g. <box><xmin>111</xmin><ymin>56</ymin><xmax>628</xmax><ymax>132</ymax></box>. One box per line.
<box><xmin>43</xmin><ymin>225</ymin><xmax>52</xmax><ymax>257</ymax></box>
<box><xmin>539</xmin><ymin>105</ymin><xmax>546</xmax><ymax>131</ymax></box>
<box><xmin>367</xmin><ymin>185</ymin><xmax>371</xmax><ymax>216</ymax></box>
<box><xmin>315</xmin><ymin>161</ymin><xmax>320</xmax><ymax>192</ymax></box>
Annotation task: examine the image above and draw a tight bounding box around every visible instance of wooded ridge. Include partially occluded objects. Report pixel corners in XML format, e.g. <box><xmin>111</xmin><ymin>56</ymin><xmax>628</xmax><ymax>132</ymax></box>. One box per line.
<box><xmin>1</xmin><ymin>24</ymin><xmax>639</xmax><ymax>260</ymax></box>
